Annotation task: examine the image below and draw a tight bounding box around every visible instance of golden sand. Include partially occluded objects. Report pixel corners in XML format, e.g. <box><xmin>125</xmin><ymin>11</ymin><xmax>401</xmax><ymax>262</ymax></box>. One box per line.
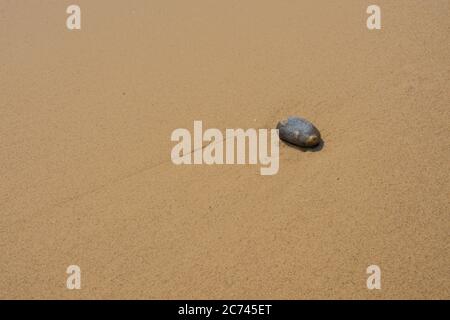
<box><xmin>0</xmin><ymin>0</ymin><xmax>449</xmax><ymax>299</ymax></box>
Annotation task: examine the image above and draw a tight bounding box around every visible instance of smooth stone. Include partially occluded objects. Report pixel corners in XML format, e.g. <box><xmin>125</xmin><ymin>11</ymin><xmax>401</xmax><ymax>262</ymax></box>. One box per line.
<box><xmin>277</xmin><ymin>116</ymin><xmax>322</xmax><ymax>148</ymax></box>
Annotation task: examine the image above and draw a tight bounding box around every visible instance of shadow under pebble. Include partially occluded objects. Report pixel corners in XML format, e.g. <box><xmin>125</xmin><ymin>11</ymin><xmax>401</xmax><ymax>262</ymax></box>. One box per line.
<box><xmin>280</xmin><ymin>139</ymin><xmax>325</xmax><ymax>152</ymax></box>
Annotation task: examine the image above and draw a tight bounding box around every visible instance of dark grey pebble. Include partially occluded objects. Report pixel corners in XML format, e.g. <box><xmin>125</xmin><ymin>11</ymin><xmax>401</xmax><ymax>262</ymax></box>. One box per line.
<box><xmin>277</xmin><ymin>116</ymin><xmax>322</xmax><ymax>148</ymax></box>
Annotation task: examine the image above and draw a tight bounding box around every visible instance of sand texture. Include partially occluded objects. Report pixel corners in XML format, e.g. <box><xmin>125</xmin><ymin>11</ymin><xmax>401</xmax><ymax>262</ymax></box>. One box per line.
<box><xmin>1</xmin><ymin>0</ymin><xmax>449</xmax><ymax>299</ymax></box>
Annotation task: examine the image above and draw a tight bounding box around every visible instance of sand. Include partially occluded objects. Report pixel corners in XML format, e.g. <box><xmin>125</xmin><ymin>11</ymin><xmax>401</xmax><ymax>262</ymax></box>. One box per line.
<box><xmin>0</xmin><ymin>0</ymin><xmax>449</xmax><ymax>299</ymax></box>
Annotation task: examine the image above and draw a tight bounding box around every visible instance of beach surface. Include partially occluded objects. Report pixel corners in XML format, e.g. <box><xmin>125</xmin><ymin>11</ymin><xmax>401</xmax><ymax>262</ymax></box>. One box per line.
<box><xmin>1</xmin><ymin>0</ymin><xmax>449</xmax><ymax>299</ymax></box>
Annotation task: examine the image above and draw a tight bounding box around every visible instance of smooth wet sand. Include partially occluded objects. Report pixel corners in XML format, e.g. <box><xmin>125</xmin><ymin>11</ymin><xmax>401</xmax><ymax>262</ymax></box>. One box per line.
<box><xmin>0</xmin><ymin>0</ymin><xmax>449</xmax><ymax>299</ymax></box>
